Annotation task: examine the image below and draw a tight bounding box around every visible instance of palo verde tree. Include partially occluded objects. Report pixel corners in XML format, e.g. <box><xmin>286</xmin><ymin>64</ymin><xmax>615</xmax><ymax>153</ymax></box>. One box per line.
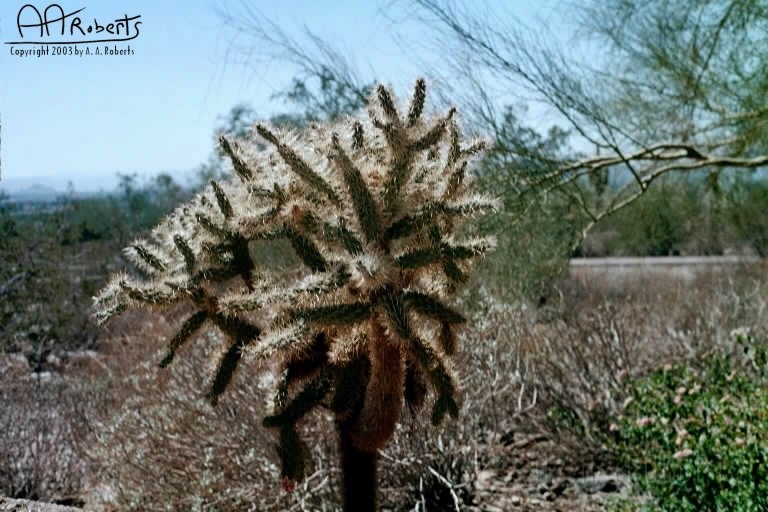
<box><xmin>94</xmin><ymin>80</ymin><xmax>496</xmax><ymax>511</ymax></box>
<box><xmin>408</xmin><ymin>0</ymin><xmax>768</xmax><ymax>249</ymax></box>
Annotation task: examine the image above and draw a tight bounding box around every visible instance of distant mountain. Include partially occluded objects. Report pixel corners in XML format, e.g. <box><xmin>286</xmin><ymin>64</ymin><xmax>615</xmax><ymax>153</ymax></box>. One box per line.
<box><xmin>7</xmin><ymin>184</ymin><xmax>60</xmax><ymax>202</ymax></box>
<box><xmin>1</xmin><ymin>170</ymin><xmax>198</xmax><ymax>205</ymax></box>
<box><xmin>0</xmin><ymin>184</ymin><xmax>109</xmax><ymax>204</ymax></box>
<box><xmin>0</xmin><ymin>174</ymin><xmax>118</xmax><ymax>196</ymax></box>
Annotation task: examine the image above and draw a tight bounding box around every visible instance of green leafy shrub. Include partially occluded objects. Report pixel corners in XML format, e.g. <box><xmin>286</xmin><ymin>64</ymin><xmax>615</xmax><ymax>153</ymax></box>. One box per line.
<box><xmin>610</xmin><ymin>332</ymin><xmax>768</xmax><ymax>511</ymax></box>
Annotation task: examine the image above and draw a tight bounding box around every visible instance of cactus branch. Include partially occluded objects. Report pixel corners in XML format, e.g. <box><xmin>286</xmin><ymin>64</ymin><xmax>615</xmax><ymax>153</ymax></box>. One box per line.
<box><xmin>219</xmin><ymin>135</ymin><xmax>253</xmax><ymax>181</ymax></box>
<box><xmin>406</xmin><ymin>78</ymin><xmax>427</xmax><ymax>127</ymax></box>
<box><xmin>256</xmin><ymin>124</ymin><xmax>342</xmax><ymax>206</ymax></box>
<box><xmin>402</xmin><ymin>290</ymin><xmax>466</xmax><ymax>324</ymax></box>
<box><xmin>159</xmin><ymin>310</ymin><xmax>208</xmax><ymax>368</ymax></box>
<box><xmin>330</xmin><ymin>133</ymin><xmax>382</xmax><ymax>243</ymax></box>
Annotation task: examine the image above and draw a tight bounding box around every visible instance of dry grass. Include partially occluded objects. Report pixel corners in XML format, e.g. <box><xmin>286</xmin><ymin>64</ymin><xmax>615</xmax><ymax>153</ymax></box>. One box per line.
<box><xmin>0</xmin><ymin>353</ymin><xmax>110</xmax><ymax>505</ymax></box>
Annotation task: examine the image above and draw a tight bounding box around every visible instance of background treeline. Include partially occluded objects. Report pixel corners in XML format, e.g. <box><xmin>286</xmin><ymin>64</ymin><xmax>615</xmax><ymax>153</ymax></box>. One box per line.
<box><xmin>583</xmin><ymin>173</ymin><xmax>768</xmax><ymax>257</ymax></box>
<box><xmin>0</xmin><ymin>173</ymin><xmax>187</xmax><ymax>355</ymax></box>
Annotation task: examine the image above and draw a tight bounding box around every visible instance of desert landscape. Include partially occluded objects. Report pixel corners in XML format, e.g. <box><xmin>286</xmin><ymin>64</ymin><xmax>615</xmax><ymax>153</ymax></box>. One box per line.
<box><xmin>3</xmin><ymin>0</ymin><xmax>767</xmax><ymax>510</ymax></box>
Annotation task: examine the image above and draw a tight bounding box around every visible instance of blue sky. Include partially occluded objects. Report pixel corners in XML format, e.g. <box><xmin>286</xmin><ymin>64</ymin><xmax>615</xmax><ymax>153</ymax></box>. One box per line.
<box><xmin>0</xmin><ymin>1</ymin><xmax>564</xmax><ymax>192</ymax></box>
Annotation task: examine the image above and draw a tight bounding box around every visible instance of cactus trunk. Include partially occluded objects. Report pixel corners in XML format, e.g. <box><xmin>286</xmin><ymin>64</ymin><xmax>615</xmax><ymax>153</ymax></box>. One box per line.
<box><xmin>347</xmin><ymin>315</ymin><xmax>405</xmax><ymax>451</ymax></box>
<box><xmin>339</xmin><ymin>424</ymin><xmax>377</xmax><ymax>512</ymax></box>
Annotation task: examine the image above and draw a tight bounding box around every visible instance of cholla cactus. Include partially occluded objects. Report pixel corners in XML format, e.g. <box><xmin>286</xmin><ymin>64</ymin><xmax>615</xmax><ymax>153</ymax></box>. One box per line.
<box><xmin>94</xmin><ymin>79</ymin><xmax>496</xmax><ymax>510</ymax></box>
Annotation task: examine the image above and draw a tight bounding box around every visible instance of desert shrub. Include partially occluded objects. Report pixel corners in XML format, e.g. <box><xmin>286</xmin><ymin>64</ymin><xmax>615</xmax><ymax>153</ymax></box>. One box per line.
<box><xmin>474</xmin><ymin>106</ymin><xmax>581</xmax><ymax>302</ymax></box>
<box><xmin>579</xmin><ymin>176</ymin><xmax>768</xmax><ymax>258</ymax></box>
<box><xmin>0</xmin><ymin>193</ymin><xmax>19</xmax><ymax>241</ymax></box>
<box><xmin>87</xmin><ymin>335</ymin><xmax>295</xmax><ymax>511</ymax></box>
<box><xmin>479</xmin><ymin>194</ymin><xmax>581</xmax><ymax>302</ymax></box>
<box><xmin>81</xmin><ymin>257</ymin><xmax>768</xmax><ymax>510</ymax></box>
<box><xmin>58</xmin><ymin>173</ymin><xmax>190</xmax><ymax>245</ymax></box>
<box><xmin>725</xmin><ymin>177</ymin><xmax>768</xmax><ymax>256</ymax></box>
<box><xmin>0</xmin><ymin>176</ymin><xmax>191</xmax><ymax>503</ymax></box>
<box><xmin>0</xmin><ymin>355</ymin><xmax>109</xmax><ymax>505</ymax></box>
<box><xmin>60</xmin><ymin>197</ymin><xmax>126</xmax><ymax>244</ymax></box>
<box><xmin>375</xmin><ymin>288</ymin><xmax>539</xmax><ymax>509</ymax></box>
<box><xmin>107</xmin><ymin>173</ymin><xmax>189</xmax><ymax>238</ymax></box>
<box><xmin>609</xmin><ymin>331</ymin><xmax>768</xmax><ymax>511</ymax></box>
<box><xmin>0</xmin><ymin>225</ymin><xmax>129</xmax><ymax>354</ymax></box>
<box><xmin>86</xmin><ymin>318</ymin><xmax>344</xmax><ymax>510</ymax></box>
<box><xmin>535</xmin><ymin>301</ymin><xmax>654</xmax><ymax>443</ymax></box>
<box><xmin>511</xmin><ymin>265</ymin><xmax>768</xmax><ymax>458</ymax></box>
<box><xmin>591</xmin><ymin>181</ymin><xmax>702</xmax><ymax>257</ymax></box>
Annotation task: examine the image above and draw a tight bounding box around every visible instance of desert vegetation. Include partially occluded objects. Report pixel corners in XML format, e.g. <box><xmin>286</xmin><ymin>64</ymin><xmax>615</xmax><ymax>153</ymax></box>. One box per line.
<box><xmin>2</xmin><ymin>0</ymin><xmax>768</xmax><ymax>510</ymax></box>
<box><xmin>2</xmin><ymin>184</ymin><xmax>768</xmax><ymax>510</ymax></box>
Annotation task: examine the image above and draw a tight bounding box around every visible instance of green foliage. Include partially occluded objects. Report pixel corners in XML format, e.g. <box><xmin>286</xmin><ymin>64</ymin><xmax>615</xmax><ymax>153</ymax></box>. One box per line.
<box><xmin>584</xmin><ymin>175</ymin><xmax>768</xmax><ymax>257</ymax></box>
<box><xmin>51</xmin><ymin>173</ymin><xmax>189</xmax><ymax>245</ymax></box>
<box><xmin>0</xmin><ymin>195</ymin><xmax>107</xmax><ymax>353</ymax></box>
<box><xmin>0</xmin><ymin>173</ymin><xmax>188</xmax><ymax>354</ymax></box>
<box><xmin>726</xmin><ymin>176</ymin><xmax>768</xmax><ymax>256</ymax></box>
<box><xmin>610</xmin><ymin>332</ymin><xmax>768</xmax><ymax>511</ymax></box>
<box><xmin>481</xmin><ymin>195</ymin><xmax>583</xmax><ymax>301</ymax></box>
<box><xmin>112</xmin><ymin>173</ymin><xmax>188</xmax><ymax>235</ymax></box>
<box><xmin>596</xmin><ymin>181</ymin><xmax>697</xmax><ymax>256</ymax></box>
<box><xmin>474</xmin><ymin>106</ymin><xmax>581</xmax><ymax>301</ymax></box>
<box><xmin>0</xmin><ymin>192</ymin><xmax>19</xmax><ymax>241</ymax></box>
<box><xmin>404</xmin><ymin>0</ymin><xmax>768</xmax><ymax>303</ymax></box>
<box><xmin>579</xmin><ymin>0</ymin><xmax>768</xmax><ymax>155</ymax></box>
